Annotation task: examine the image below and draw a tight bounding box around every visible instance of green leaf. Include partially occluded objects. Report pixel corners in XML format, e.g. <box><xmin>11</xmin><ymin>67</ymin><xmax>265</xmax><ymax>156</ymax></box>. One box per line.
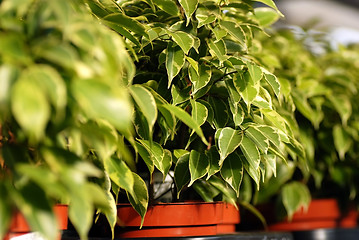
<box><xmin>254</xmin><ymin>0</ymin><xmax>284</xmax><ymax>17</ymax></box>
<box><xmin>153</xmin><ymin>0</ymin><xmax>179</xmax><ymax>15</ymax></box>
<box><xmin>220</xmin><ymin>21</ymin><xmax>246</xmax><ymax>49</ymax></box>
<box><xmin>208</xmin><ymin>39</ymin><xmax>228</xmax><ymax>62</ymax></box>
<box><xmin>185</xmin><ymin>56</ymin><xmax>199</xmax><ymax>74</ymax></box>
<box><xmin>11</xmin><ymin>77</ymin><xmax>50</xmax><ymax>142</ymax></box>
<box><xmin>188</xmin><ymin>150</ymin><xmax>209</xmax><ymax>186</ymax></box>
<box><xmin>104</xmin><ymin>157</ymin><xmax>134</xmax><ymax>196</ymax></box>
<box><xmin>193</xmin><ymin>180</ymin><xmax>221</xmax><ymax>202</ymax></box>
<box><xmin>189</xmin><ymin>64</ymin><xmax>212</xmax><ymax>95</ymax></box>
<box><xmin>328</xmin><ymin>94</ymin><xmax>352</xmax><ymax>126</ymax></box>
<box><xmin>0</xmin><ymin>33</ymin><xmax>30</xmax><ymax>65</ymax></box>
<box><xmin>0</xmin><ymin>65</ymin><xmax>17</xmax><ymax>120</ymax></box>
<box><xmin>217</xmin><ymin>127</ymin><xmax>243</xmax><ymax>165</ymax></box>
<box><xmin>167</xmin><ymin>31</ymin><xmax>194</xmax><ymax>55</ymax></box>
<box><xmin>166</xmin><ymin>43</ymin><xmax>185</xmax><ymax>88</ymax></box>
<box><xmin>225</xmin><ymin>78</ymin><xmax>241</xmax><ymax>103</ymax></box>
<box><xmin>254</xmin><ymin>7</ymin><xmax>280</xmax><ymax>27</ymax></box>
<box><xmin>255</xmin><ymin>162</ymin><xmax>296</xmax><ymax>204</ymax></box>
<box><xmin>282</xmin><ymin>181</ymin><xmax>311</xmax><ymax>220</ymax></box>
<box><xmin>11</xmin><ymin>182</ymin><xmax>59</xmax><ymax>240</ymax></box>
<box><xmin>229</xmin><ymin>100</ymin><xmax>245</xmax><ymax>127</ymax></box>
<box><xmin>333</xmin><ymin>125</ymin><xmax>351</xmax><ymax>160</ymax></box>
<box><xmin>174</xmin><ymin>153</ymin><xmax>191</xmax><ymax>198</ymax></box>
<box><xmin>245</xmin><ymin>125</ymin><xmax>270</xmax><ymax>154</ymax></box>
<box><xmin>0</xmin><ymin>183</ymin><xmax>12</xmax><ymax>240</ymax></box>
<box><xmin>240</xmin><ymin>135</ymin><xmax>260</xmax><ymax>170</ymax></box>
<box><xmin>127</xmin><ymin>173</ymin><xmax>149</xmax><ymax>228</ymax></box>
<box><xmin>161</xmin><ymin>104</ymin><xmax>209</xmax><ymax>145</ymax></box>
<box><xmin>208</xmin><ymin>176</ymin><xmax>237</xmax><ymax>206</ymax></box>
<box><xmin>220</xmin><ymin>152</ymin><xmax>243</xmax><ymax>197</ymax></box>
<box><xmin>178</xmin><ymin>0</ymin><xmax>198</xmax><ymax>25</ymax></box>
<box><xmin>212</xmin><ymin>26</ymin><xmax>228</xmax><ymax>41</ymax></box>
<box><xmin>261</xmin><ymin>109</ymin><xmax>289</xmax><ymax>135</ymax></box>
<box><xmin>104</xmin><ymin>13</ymin><xmax>149</xmax><ymax>39</ymax></box>
<box><xmin>24</xmin><ymin>65</ymin><xmax>66</xmax><ymax>120</ymax></box>
<box><xmin>234</xmin><ymin>71</ymin><xmax>260</xmax><ymax>106</ymax></box>
<box><xmin>198</xmin><ymin>99</ymin><xmax>215</xmax><ymax>128</ymax></box>
<box><xmin>71</xmin><ymin>79</ymin><xmax>133</xmax><ymax>134</ymax></box>
<box><xmin>137</xmin><ymin>140</ymin><xmax>172</xmax><ymax>177</ymax></box>
<box><xmin>190</xmin><ymin>99</ymin><xmax>208</xmax><ymax>127</ymax></box>
<box><xmin>80</xmin><ymin>120</ymin><xmax>118</xmax><ymax>160</ymax></box>
<box><xmin>171</xmin><ymin>85</ymin><xmax>191</xmax><ymax>105</ymax></box>
<box><xmin>196</xmin><ymin>14</ymin><xmax>216</xmax><ymax>28</ymax></box>
<box><xmin>129</xmin><ymin>84</ymin><xmax>157</xmax><ymax>135</ymax></box>
<box><xmin>246</xmin><ymin>62</ymin><xmax>263</xmax><ymax>83</ymax></box>
<box><xmin>240</xmin><ymin>154</ymin><xmax>261</xmax><ymax>190</ymax></box>
<box><xmin>206</xmin><ymin>146</ymin><xmax>220</xmax><ymax>180</ymax></box>
<box><xmin>209</xmin><ymin>97</ymin><xmax>229</xmax><ymax>129</ymax></box>
<box><xmin>16</xmin><ymin>164</ymin><xmax>67</xmax><ymax>199</ymax></box>
<box><xmin>136</xmin><ymin>141</ymin><xmax>154</xmax><ymax>174</ymax></box>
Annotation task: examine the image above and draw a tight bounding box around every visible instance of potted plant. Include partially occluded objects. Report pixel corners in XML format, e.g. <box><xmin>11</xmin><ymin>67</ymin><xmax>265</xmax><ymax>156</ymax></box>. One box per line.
<box><xmin>0</xmin><ymin>0</ymin><xmax>136</xmax><ymax>239</ymax></box>
<box><xmin>240</xmin><ymin>26</ymin><xmax>359</xmax><ymax>232</ymax></box>
<box><xmin>85</xmin><ymin>0</ymin><xmax>307</xmax><ymax>238</ymax></box>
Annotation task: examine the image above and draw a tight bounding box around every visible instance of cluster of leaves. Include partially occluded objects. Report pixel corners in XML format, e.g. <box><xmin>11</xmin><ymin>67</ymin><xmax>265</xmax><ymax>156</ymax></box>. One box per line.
<box><xmin>0</xmin><ymin>0</ymin><xmax>135</xmax><ymax>239</ymax></box>
<box><xmin>86</xmin><ymin>0</ymin><xmax>306</xmax><ymax>226</ymax></box>
<box><xmin>250</xmin><ymin>27</ymin><xmax>359</xmax><ymax>220</ymax></box>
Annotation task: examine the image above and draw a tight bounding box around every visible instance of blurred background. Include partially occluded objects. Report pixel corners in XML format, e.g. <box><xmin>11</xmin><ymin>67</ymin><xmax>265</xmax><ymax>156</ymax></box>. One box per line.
<box><xmin>275</xmin><ymin>0</ymin><xmax>359</xmax><ymax>47</ymax></box>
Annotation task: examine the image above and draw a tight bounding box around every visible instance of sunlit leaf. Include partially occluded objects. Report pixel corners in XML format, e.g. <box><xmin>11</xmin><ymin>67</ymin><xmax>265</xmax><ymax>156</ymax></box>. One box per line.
<box><xmin>127</xmin><ymin>173</ymin><xmax>148</xmax><ymax>228</ymax></box>
<box><xmin>166</xmin><ymin>43</ymin><xmax>185</xmax><ymax>88</ymax></box>
<box><xmin>178</xmin><ymin>0</ymin><xmax>198</xmax><ymax>25</ymax></box>
<box><xmin>130</xmin><ymin>84</ymin><xmax>157</xmax><ymax>136</ymax></box>
<box><xmin>11</xmin><ymin>78</ymin><xmax>50</xmax><ymax>142</ymax></box>
<box><xmin>217</xmin><ymin>127</ymin><xmax>243</xmax><ymax>165</ymax></box>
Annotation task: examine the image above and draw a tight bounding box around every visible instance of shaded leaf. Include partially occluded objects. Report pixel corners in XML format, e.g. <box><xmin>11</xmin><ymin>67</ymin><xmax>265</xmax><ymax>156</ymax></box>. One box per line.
<box><xmin>104</xmin><ymin>13</ymin><xmax>149</xmax><ymax>39</ymax></box>
<box><xmin>161</xmin><ymin>104</ymin><xmax>208</xmax><ymax>145</ymax></box>
<box><xmin>220</xmin><ymin>152</ymin><xmax>243</xmax><ymax>197</ymax></box>
<box><xmin>137</xmin><ymin>140</ymin><xmax>172</xmax><ymax>177</ymax></box>
<box><xmin>282</xmin><ymin>181</ymin><xmax>311</xmax><ymax>221</ymax></box>
<box><xmin>189</xmin><ymin>150</ymin><xmax>209</xmax><ymax>186</ymax></box>
<box><xmin>174</xmin><ymin>153</ymin><xmax>191</xmax><ymax>198</ymax></box>
<box><xmin>206</xmin><ymin>146</ymin><xmax>220</xmax><ymax>180</ymax></box>
<box><xmin>333</xmin><ymin>125</ymin><xmax>351</xmax><ymax>160</ymax></box>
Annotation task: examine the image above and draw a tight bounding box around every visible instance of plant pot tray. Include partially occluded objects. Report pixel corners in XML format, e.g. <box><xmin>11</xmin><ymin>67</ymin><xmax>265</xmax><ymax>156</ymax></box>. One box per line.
<box><xmin>62</xmin><ymin>232</ymin><xmax>293</xmax><ymax>240</ymax></box>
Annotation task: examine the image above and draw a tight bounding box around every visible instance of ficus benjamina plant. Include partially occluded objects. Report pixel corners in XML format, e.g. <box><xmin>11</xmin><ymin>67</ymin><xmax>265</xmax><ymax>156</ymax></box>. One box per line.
<box><xmin>0</xmin><ymin>1</ymin><xmax>135</xmax><ymax>239</ymax></box>
<box><xmin>86</xmin><ymin>0</ymin><xmax>307</xmax><ymax>229</ymax></box>
<box><xmin>0</xmin><ymin>0</ymin><xmax>310</xmax><ymax>239</ymax></box>
<box><xmin>248</xmin><ymin>27</ymin><xmax>359</xmax><ymax>221</ymax></box>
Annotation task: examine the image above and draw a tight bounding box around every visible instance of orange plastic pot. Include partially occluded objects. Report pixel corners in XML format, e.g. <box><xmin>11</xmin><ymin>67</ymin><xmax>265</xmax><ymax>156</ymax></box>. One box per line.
<box><xmin>268</xmin><ymin>199</ymin><xmax>340</xmax><ymax>231</ymax></box>
<box><xmin>338</xmin><ymin>207</ymin><xmax>358</xmax><ymax>228</ymax></box>
<box><xmin>4</xmin><ymin>204</ymin><xmax>68</xmax><ymax>240</ymax></box>
<box><xmin>116</xmin><ymin>201</ymin><xmax>240</xmax><ymax>238</ymax></box>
